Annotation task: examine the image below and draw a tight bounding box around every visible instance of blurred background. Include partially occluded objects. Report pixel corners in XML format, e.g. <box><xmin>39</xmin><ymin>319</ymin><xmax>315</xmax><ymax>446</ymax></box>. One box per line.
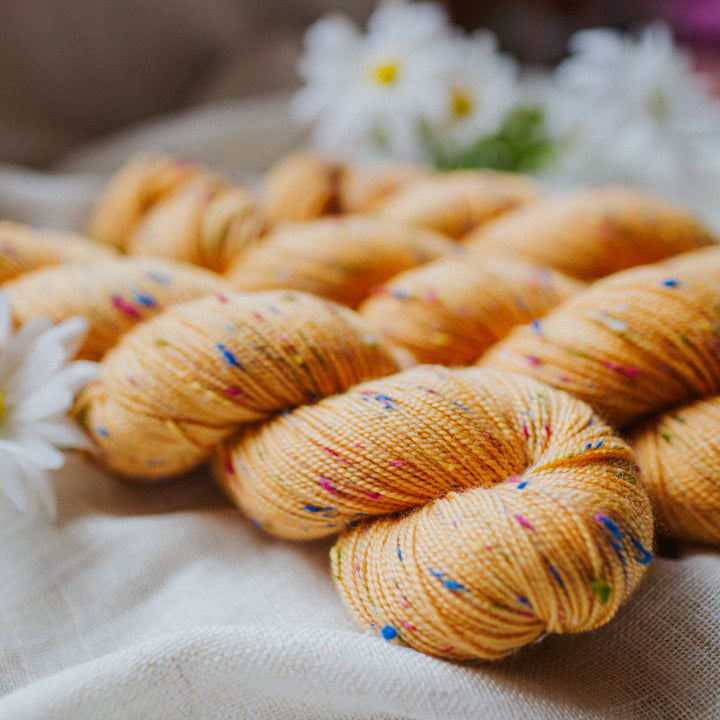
<box><xmin>0</xmin><ymin>0</ymin><xmax>716</xmax><ymax>168</ymax></box>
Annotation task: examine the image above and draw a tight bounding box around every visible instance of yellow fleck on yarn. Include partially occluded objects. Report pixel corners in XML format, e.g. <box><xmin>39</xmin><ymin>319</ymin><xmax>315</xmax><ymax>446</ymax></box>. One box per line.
<box><xmin>129</xmin><ymin>175</ymin><xmax>267</xmax><ymax>273</ymax></box>
<box><xmin>75</xmin><ymin>290</ymin><xmax>401</xmax><ymax>479</ymax></box>
<box><xmin>359</xmin><ymin>255</ymin><xmax>584</xmax><ymax>365</ymax></box>
<box><xmin>0</xmin><ymin>221</ymin><xmax>117</xmax><ymax>283</ymax></box>
<box><xmin>480</xmin><ymin>264</ymin><xmax>720</xmax><ymax>427</ymax></box>
<box><xmin>4</xmin><ymin>257</ymin><xmax>236</xmax><ymax>360</ymax></box>
<box><xmin>226</xmin><ymin>215</ymin><xmax>454</xmax><ymax>308</ymax></box>
<box><xmin>87</xmin><ymin>154</ymin><xmax>211</xmax><ymax>250</ymax></box>
<box><xmin>260</xmin><ymin>149</ymin><xmax>429</xmax><ymax>223</ymax></box>
<box><xmin>465</xmin><ymin>185</ymin><xmax>715</xmax><ymax>280</ymax></box>
<box><xmin>632</xmin><ymin>395</ymin><xmax>720</xmax><ymax>545</ymax></box>
<box><xmin>216</xmin><ymin>365</ymin><xmax>653</xmax><ymax>660</ymax></box>
<box><xmin>377</xmin><ymin>169</ymin><xmax>542</xmax><ymax>238</ymax></box>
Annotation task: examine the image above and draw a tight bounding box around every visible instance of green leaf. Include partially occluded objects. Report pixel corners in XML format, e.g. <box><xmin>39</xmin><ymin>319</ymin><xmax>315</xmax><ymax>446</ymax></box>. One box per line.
<box><xmin>434</xmin><ymin>105</ymin><xmax>556</xmax><ymax>173</ymax></box>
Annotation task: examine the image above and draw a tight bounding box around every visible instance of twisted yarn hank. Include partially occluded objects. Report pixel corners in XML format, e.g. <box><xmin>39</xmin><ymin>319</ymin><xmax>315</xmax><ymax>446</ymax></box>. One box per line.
<box><xmin>87</xmin><ymin>153</ymin><xmax>210</xmax><ymax>250</ymax></box>
<box><xmin>465</xmin><ymin>185</ymin><xmax>715</xmax><ymax>280</ymax></box>
<box><xmin>377</xmin><ymin>169</ymin><xmax>543</xmax><ymax>238</ymax></box>
<box><xmin>359</xmin><ymin>254</ymin><xmax>584</xmax><ymax>365</ymax></box>
<box><xmin>216</xmin><ymin>365</ymin><xmax>653</xmax><ymax>660</ymax></box>
<box><xmin>75</xmin><ymin>290</ymin><xmax>401</xmax><ymax>479</ymax></box>
<box><xmin>631</xmin><ymin>394</ymin><xmax>720</xmax><ymax>545</ymax></box>
<box><xmin>479</xmin><ymin>263</ymin><xmax>720</xmax><ymax>427</ymax></box>
<box><xmin>129</xmin><ymin>175</ymin><xmax>267</xmax><ymax>273</ymax></box>
<box><xmin>0</xmin><ymin>221</ymin><xmax>118</xmax><ymax>283</ymax></box>
<box><xmin>226</xmin><ymin>215</ymin><xmax>454</xmax><ymax>308</ymax></box>
<box><xmin>4</xmin><ymin>257</ymin><xmax>236</xmax><ymax>360</ymax></box>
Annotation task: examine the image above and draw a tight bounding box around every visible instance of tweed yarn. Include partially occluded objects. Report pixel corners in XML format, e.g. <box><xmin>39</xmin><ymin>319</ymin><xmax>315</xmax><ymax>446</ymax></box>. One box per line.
<box><xmin>129</xmin><ymin>175</ymin><xmax>267</xmax><ymax>273</ymax></box>
<box><xmin>0</xmin><ymin>221</ymin><xmax>118</xmax><ymax>283</ymax></box>
<box><xmin>465</xmin><ymin>185</ymin><xmax>715</xmax><ymax>280</ymax></box>
<box><xmin>631</xmin><ymin>394</ymin><xmax>720</xmax><ymax>545</ymax></box>
<box><xmin>4</xmin><ymin>257</ymin><xmax>236</xmax><ymax>360</ymax></box>
<box><xmin>377</xmin><ymin>169</ymin><xmax>542</xmax><ymax>238</ymax></box>
<box><xmin>260</xmin><ymin>149</ymin><xmax>428</xmax><ymax>222</ymax></box>
<box><xmin>75</xmin><ymin>290</ymin><xmax>401</xmax><ymax>479</ymax></box>
<box><xmin>479</xmin><ymin>263</ymin><xmax>720</xmax><ymax>427</ymax></box>
<box><xmin>87</xmin><ymin>154</ymin><xmax>211</xmax><ymax>250</ymax></box>
<box><xmin>216</xmin><ymin>365</ymin><xmax>653</xmax><ymax>660</ymax></box>
<box><xmin>359</xmin><ymin>254</ymin><xmax>584</xmax><ymax>365</ymax></box>
<box><xmin>226</xmin><ymin>215</ymin><xmax>454</xmax><ymax>308</ymax></box>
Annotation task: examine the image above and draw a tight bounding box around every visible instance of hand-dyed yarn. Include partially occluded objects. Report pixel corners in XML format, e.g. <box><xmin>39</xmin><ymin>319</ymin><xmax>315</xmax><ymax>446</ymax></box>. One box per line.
<box><xmin>0</xmin><ymin>221</ymin><xmax>117</xmax><ymax>283</ymax></box>
<box><xmin>87</xmin><ymin>154</ymin><xmax>211</xmax><ymax>250</ymax></box>
<box><xmin>216</xmin><ymin>365</ymin><xmax>653</xmax><ymax>660</ymax></box>
<box><xmin>129</xmin><ymin>175</ymin><xmax>267</xmax><ymax>273</ymax></box>
<box><xmin>359</xmin><ymin>254</ymin><xmax>584</xmax><ymax>365</ymax></box>
<box><xmin>465</xmin><ymin>185</ymin><xmax>715</xmax><ymax>280</ymax></box>
<box><xmin>377</xmin><ymin>169</ymin><xmax>542</xmax><ymax>238</ymax></box>
<box><xmin>226</xmin><ymin>215</ymin><xmax>453</xmax><ymax>308</ymax></box>
<box><xmin>480</xmin><ymin>264</ymin><xmax>720</xmax><ymax>427</ymax></box>
<box><xmin>631</xmin><ymin>394</ymin><xmax>720</xmax><ymax>545</ymax></box>
<box><xmin>260</xmin><ymin>149</ymin><xmax>428</xmax><ymax>222</ymax></box>
<box><xmin>75</xmin><ymin>290</ymin><xmax>401</xmax><ymax>479</ymax></box>
<box><xmin>4</xmin><ymin>257</ymin><xmax>236</xmax><ymax>360</ymax></box>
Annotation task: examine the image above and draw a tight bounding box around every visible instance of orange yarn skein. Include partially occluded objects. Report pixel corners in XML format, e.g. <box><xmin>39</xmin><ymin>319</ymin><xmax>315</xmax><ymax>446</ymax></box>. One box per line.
<box><xmin>87</xmin><ymin>154</ymin><xmax>211</xmax><ymax>250</ymax></box>
<box><xmin>0</xmin><ymin>221</ymin><xmax>118</xmax><ymax>283</ymax></box>
<box><xmin>3</xmin><ymin>257</ymin><xmax>236</xmax><ymax>360</ymax></box>
<box><xmin>377</xmin><ymin>169</ymin><xmax>542</xmax><ymax>238</ymax></box>
<box><xmin>216</xmin><ymin>365</ymin><xmax>653</xmax><ymax>660</ymax></box>
<box><xmin>226</xmin><ymin>215</ymin><xmax>453</xmax><ymax>308</ymax></box>
<box><xmin>465</xmin><ymin>185</ymin><xmax>715</xmax><ymax>280</ymax></box>
<box><xmin>480</xmin><ymin>264</ymin><xmax>720</xmax><ymax>427</ymax></box>
<box><xmin>75</xmin><ymin>290</ymin><xmax>401</xmax><ymax>479</ymax></box>
<box><xmin>631</xmin><ymin>394</ymin><xmax>720</xmax><ymax>545</ymax></box>
<box><xmin>359</xmin><ymin>254</ymin><xmax>584</xmax><ymax>365</ymax></box>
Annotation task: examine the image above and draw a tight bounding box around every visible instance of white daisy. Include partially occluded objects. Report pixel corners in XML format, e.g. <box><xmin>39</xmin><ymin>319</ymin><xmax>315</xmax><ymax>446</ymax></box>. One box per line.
<box><xmin>546</xmin><ymin>24</ymin><xmax>720</xmax><ymax>226</ymax></box>
<box><xmin>428</xmin><ymin>31</ymin><xmax>520</xmax><ymax>156</ymax></box>
<box><xmin>0</xmin><ymin>293</ymin><xmax>99</xmax><ymax>517</ymax></box>
<box><xmin>291</xmin><ymin>0</ymin><xmax>454</xmax><ymax>161</ymax></box>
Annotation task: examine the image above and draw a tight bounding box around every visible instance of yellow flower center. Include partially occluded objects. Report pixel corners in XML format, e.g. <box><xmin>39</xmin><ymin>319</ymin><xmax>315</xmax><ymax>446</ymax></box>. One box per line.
<box><xmin>450</xmin><ymin>87</ymin><xmax>474</xmax><ymax>118</ymax></box>
<box><xmin>372</xmin><ymin>60</ymin><xmax>399</xmax><ymax>86</ymax></box>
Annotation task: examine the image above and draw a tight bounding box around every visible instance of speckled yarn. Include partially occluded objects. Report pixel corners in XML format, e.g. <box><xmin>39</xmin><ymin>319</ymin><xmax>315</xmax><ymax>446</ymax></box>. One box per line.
<box><xmin>465</xmin><ymin>185</ymin><xmax>715</xmax><ymax>280</ymax></box>
<box><xmin>4</xmin><ymin>257</ymin><xmax>236</xmax><ymax>360</ymax></box>
<box><xmin>217</xmin><ymin>365</ymin><xmax>653</xmax><ymax>660</ymax></box>
<box><xmin>260</xmin><ymin>149</ymin><xmax>428</xmax><ymax>222</ymax></box>
<box><xmin>359</xmin><ymin>254</ymin><xmax>584</xmax><ymax>365</ymax></box>
<box><xmin>128</xmin><ymin>175</ymin><xmax>267</xmax><ymax>273</ymax></box>
<box><xmin>377</xmin><ymin>169</ymin><xmax>542</xmax><ymax>238</ymax></box>
<box><xmin>75</xmin><ymin>290</ymin><xmax>401</xmax><ymax>478</ymax></box>
<box><xmin>480</xmin><ymin>264</ymin><xmax>720</xmax><ymax>427</ymax></box>
<box><xmin>87</xmin><ymin>154</ymin><xmax>210</xmax><ymax>250</ymax></box>
<box><xmin>631</xmin><ymin>394</ymin><xmax>720</xmax><ymax>545</ymax></box>
<box><xmin>0</xmin><ymin>221</ymin><xmax>117</xmax><ymax>282</ymax></box>
<box><xmin>226</xmin><ymin>215</ymin><xmax>453</xmax><ymax>308</ymax></box>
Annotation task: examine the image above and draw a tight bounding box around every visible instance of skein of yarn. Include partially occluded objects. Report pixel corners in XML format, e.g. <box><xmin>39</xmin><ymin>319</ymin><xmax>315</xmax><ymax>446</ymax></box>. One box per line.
<box><xmin>87</xmin><ymin>154</ymin><xmax>212</xmax><ymax>250</ymax></box>
<box><xmin>75</xmin><ymin>290</ymin><xmax>401</xmax><ymax>478</ymax></box>
<box><xmin>128</xmin><ymin>175</ymin><xmax>267</xmax><ymax>273</ymax></box>
<box><xmin>479</xmin><ymin>263</ymin><xmax>720</xmax><ymax>427</ymax></box>
<box><xmin>465</xmin><ymin>185</ymin><xmax>715</xmax><ymax>280</ymax></box>
<box><xmin>631</xmin><ymin>394</ymin><xmax>720</xmax><ymax>545</ymax></box>
<box><xmin>359</xmin><ymin>254</ymin><xmax>584</xmax><ymax>365</ymax></box>
<box><xmin>226</xmin><ymin>215</ymin><xmax>454</xmax><ymax>308</ymax></box>
<box><xmin>0</xmin><ymin>221</ymin><xmax>118</xmax><ymax>283</ymax></box>
<box><xmin>376</xmin><ymin>169</ymin><xmax>542</xmax><ymax>238</ymax></box>
<box><xmin>216</xmin><ymin>365</ymin><xmax>653</xmax><ymax>660</ymax></box>
<box><xmin>4</xmin><ymin>257</ymin><xmax>236</xmax><ymax>360</ymax></box>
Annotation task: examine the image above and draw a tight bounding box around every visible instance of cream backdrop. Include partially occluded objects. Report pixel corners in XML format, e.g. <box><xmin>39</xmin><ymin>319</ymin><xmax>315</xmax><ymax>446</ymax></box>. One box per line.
<box><xmin>0</xmin><ymin>94</ymin><xmax>718</xmax><ymax>720</ymax></box>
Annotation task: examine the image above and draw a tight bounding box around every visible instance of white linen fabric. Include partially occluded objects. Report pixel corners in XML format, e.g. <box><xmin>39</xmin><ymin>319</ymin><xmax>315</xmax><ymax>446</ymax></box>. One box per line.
<box><xmin>0</xmin><ymin>96</ymin><xmax>719</xmax><ymax>720</ymax></box>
